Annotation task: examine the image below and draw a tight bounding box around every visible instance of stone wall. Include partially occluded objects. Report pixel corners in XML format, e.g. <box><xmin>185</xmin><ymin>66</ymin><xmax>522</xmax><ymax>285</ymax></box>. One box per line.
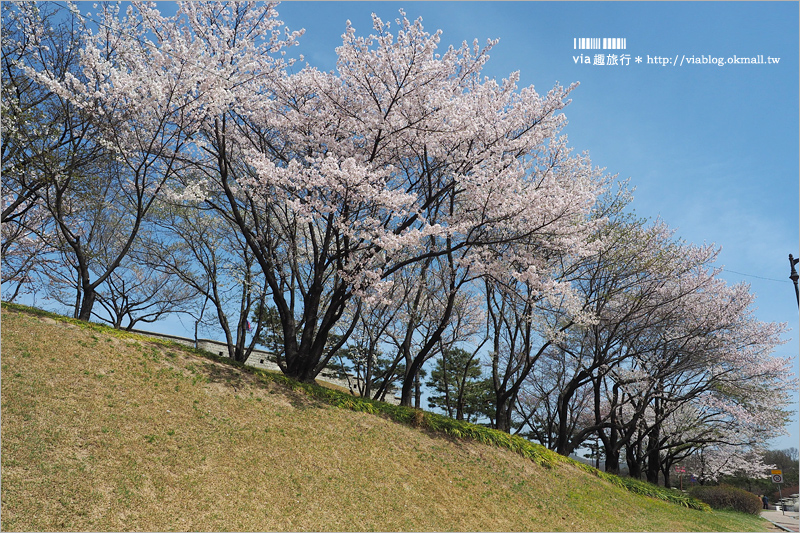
<box><xmin>131</xmin><ymin>329</ymin><xmax>400</xmax><ymax>405</ymax></box>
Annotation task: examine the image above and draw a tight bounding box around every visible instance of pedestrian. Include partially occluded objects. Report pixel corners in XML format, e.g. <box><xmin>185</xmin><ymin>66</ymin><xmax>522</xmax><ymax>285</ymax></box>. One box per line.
<box><xmin>762</xmin><ymin>495</ymin><xmax>769</xmax><ymax>510</ymax></box>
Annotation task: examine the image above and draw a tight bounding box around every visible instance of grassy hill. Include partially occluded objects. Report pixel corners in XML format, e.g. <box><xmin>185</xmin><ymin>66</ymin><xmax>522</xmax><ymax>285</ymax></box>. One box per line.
<box><xmin>1</xmin><ymin>303</ymin><xmax>773</xmax><ymax>531</ymax></box>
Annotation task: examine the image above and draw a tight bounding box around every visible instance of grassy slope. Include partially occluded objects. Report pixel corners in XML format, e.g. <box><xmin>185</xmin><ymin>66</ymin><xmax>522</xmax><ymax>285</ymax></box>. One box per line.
<box><xmin>1</xmin><ymin>305</ymin><xmax>771</xmax><ymax>532</ymax></box>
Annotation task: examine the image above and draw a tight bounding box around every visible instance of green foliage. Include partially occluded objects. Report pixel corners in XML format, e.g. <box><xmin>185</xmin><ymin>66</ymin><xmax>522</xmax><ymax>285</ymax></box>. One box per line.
<box><xmin>595</xmin><ymin>471</ymin><xmax>710</xmax><ymax>511</ymax></box>
<box><xmin>248</xmin><ymin>364</ymin><xmax>709</xmax><ymax>511</ymax></box>
<box><xmin>251</xmin><ymin>303</ymin><xmax>284</xmax><ymax>355</ymax></box>
<box><xmin>425</xmin><ymin>347</ymin><xmax>494</xmax><ymax>423</ymax></box>
<box><xmin>764</xmin><ymin>448</ymin><xmax>800</xmax><ymax>486</ymax></box>
<box><xmin>334</xmin><ymin>343</ymin><xmax>403</xmax><ymax>397</ymax></box>
<box><xmin>689</xmin><ymin>484</ymin><xmax>763</xmax><ymax>515</ymax></box>
<box><xmin>717</xmin><ymin>473</ymin><xmax>772</xmax><ymax>496</ymax></box>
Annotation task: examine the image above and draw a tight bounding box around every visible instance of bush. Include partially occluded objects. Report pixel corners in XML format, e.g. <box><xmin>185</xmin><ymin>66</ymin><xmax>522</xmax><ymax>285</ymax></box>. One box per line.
<box><xmin>689</xmin><ymin>484</ymin><xmax>763</xmax><ymax>515</ymax></box>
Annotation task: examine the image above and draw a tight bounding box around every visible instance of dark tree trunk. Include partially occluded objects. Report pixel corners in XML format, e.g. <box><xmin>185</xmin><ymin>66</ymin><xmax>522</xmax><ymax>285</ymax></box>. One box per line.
<box><xmin>601</xmin><ymin>420</ymin><xmax>622</xmax><ymax>475</ymax></box>
<box><xmin>554</xmin><ymin>370</ymin><xmax>590</xmax><ymax>455</ymax></box>
<box><xmin>605</xmin><ymin>447</ymin><xmax>621</xmax><ymax>475</ymax></box>
<box><xmin>494</xmin><ymin>397</ymin><xmax>513</xmax><ymax>433</ymax></box>
<box><xmin>626</xmin><ymin>445</ymin><xmax>643</xmax><ymax>479</ymax></box>
<box><xmin>283</xmin><ymin>340</ymin><xmax>327</xmax><ymax>383</ymax></box>
<box><xmin>414</xmin><ymin>371</ymin><xmax>422</xmax><ymax>409</ymax></box>
<box><xmin>399</xmin><ymin>289</ymin><xmax>457</xmax><ymax>407</ymax></box>
<box><xmin>364</xmin><ymin>347</ymin><xmax>374</xmax><ymax>399</ymax></box>
<box><xmin>77</xmin><ymin>286</ymin><xmax>96</xmax><ymax>322</ymax></box>
<box><xmin>554</xmin><ymin>389</ymin><xmax>574</xmax><ymax>455</ymax></box>
<box><xmin>400</xmin><ymin>356</ymin><xmax>424</xmax><ymax>407</ymax></box>
<box><xmin>645</xmin><ymin>437</ymin><xmax>661</xmax><ymax>485</ymax></box>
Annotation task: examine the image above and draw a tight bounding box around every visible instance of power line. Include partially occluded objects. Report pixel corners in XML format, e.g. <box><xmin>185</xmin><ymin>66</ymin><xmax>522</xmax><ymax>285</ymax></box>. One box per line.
<box><xmin>722</xmin><ymin>269</ymin><xmax>790</xmax><ymax>284</ymax></box>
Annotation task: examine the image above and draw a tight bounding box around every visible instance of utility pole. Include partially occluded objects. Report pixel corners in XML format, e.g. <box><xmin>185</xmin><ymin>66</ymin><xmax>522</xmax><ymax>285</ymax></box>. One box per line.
<box><xmin>790</xmin><ymin>254</ymin><xmax>799</xmax><ymax>308</ymax></box>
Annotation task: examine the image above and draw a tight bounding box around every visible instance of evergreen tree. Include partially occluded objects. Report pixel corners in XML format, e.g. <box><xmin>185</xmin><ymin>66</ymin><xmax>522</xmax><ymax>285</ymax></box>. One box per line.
<box><xmin>426</xmin><ymin>347</ymin><xmax>493</xmax><ymax>423</ymax></box>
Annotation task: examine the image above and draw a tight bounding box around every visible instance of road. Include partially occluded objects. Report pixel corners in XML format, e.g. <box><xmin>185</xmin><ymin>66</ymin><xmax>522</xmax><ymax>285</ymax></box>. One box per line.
<box><xmin>762</xmin><ymin>510</ymin><xmax>800</xmax><ymax>532</ymax></box>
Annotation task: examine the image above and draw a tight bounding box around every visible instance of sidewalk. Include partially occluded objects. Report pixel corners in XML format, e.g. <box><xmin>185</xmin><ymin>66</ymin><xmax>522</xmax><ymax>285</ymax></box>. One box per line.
<box><xmin>761</xmin><ymin>510</ymin><xmax>800</xmax><ymax>532</ymax></box>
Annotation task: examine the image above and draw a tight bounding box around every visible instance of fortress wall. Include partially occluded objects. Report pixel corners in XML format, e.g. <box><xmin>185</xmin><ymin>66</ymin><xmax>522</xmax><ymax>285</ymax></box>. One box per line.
<box><xmin>130</xmin><ymin>329</ymin><xmax>400</xmax><ymax>404</ymax></box>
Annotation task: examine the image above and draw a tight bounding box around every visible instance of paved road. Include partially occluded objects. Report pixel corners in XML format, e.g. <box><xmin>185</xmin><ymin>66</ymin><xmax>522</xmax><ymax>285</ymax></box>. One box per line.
<box><xmin>761</xmin><ymin>510</ymin><xmax>800</xmax><ymax>532</ymax></box>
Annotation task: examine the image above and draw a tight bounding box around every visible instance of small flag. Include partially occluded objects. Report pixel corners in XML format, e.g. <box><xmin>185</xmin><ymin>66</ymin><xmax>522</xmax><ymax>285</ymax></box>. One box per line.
<box><xmin>246</xmin><ymin>320</ymin><xmax>252</xmax><ymax>332</ymax></box>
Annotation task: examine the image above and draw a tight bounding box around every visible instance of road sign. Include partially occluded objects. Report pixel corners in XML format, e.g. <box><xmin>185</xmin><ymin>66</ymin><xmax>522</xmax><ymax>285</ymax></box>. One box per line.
<box><xmin>772</xmin><ymin>469</ymin><xmax>783</xmax><ymax>475</ymax></box>
<box><xmin>772</xmin><ymin>474</ymin><xmax>784</xmax><ymax>484</ymax></box>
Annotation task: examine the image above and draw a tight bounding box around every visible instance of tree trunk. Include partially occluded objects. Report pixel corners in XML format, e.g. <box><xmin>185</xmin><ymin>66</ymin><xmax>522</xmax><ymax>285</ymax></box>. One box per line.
<box><xmin>645</xmin><ymin>395</ymin><xmax>663</xmax><ymax>485</ymax></box>
<box><xmin>77</xmin><ymin>286</ymin><xmax>96</xmax><ymax>322</ymax></box>
<box><xmin>646</xmin><ymin>464</ymin><xmax>660</xmax><ymax>485</ymax></box>
<box><xmin>285</xmin><ymin>356</ymin><xmax>321</xmax><ymax>384</ymax></box>
<box><xmin>554</xmin><ymin>393</ymin><xmax>572</xmax><ymax>455</ymax></box>
<box><xmin>74</xmin><ymin>280</ymin><xmax>82</xmax><ymax>319</ymax></box>
<box><xmin>414</xmin><ymin>371</ymin><xmax>422</xmax><ymax>409</ymax></box>
<box><xmin>364</xmin><ymin>348</ymin><xmax>374</xmax><ymax>399</ymax></box>
<box><xmin>605</xmin><ymin>447</ymin><xmax>621</xmax><ymax>475</ymax></box>
<box><xmin>494</xmin><ymin>397</ymin><xmax>513</xmax><ymax>433</ymax></box>
<box><xmin>626</xmin><ymin>445</ymin><xmax>642</xmax><ymax>479</ymax></box>
<box><xmin>645</xmin><ymin>437</ymin><xmax>661</xmax><ymax>485</ymax></box>
<box><xmin>400</xmin><ymin>355</ymin><xmax>423</xmax><ymax>407</ymax></box>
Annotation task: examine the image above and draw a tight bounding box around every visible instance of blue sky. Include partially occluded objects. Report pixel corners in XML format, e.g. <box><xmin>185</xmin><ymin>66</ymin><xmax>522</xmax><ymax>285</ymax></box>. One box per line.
<box><xmin>22</xmin><ymin>2</ymin><xmax>799</xmax><ymax>450</ymax></box>
<box><xmin>266</xmin><ymin>0</ymin><xmax>800</xmax><ymax>451</ymax></box>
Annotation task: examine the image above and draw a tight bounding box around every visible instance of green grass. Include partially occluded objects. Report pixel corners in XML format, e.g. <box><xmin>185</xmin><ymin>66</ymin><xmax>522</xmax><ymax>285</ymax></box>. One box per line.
<box><xmin>260</xmin><ymin>370</ymin><xmax>711</xmax><ymax>509</ymax></box>
<box><xmin>1</xmin><ymin>303</ymin><xmax>773</xmax><ymax>531</ymax></box>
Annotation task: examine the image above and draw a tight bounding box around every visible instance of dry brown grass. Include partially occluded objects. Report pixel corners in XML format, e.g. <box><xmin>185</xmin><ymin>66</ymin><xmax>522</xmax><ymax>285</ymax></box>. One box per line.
<box><xmin>1</xmin><ymin>306</ymin><xmax>771</xmax><ymax>531</ymax></box>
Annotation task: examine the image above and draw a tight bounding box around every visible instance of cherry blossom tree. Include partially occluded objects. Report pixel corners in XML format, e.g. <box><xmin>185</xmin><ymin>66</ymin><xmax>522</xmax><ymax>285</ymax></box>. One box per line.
<box><xmin>18</xmin><ymin>3</ymin><xmax>604</xmax><ymax>385</ymax></box>
<box><xmin>16</xmin><ymin>4</ymin><xmax>209</xmax><ymax>320</ymax></box>
<box><xmin>1</xmin><ymin>2</ymin><xmax>100</xmax><ymax>302</ymax></box>
<box><xmin>683</xmin><ymin>444</ymin><xmax>775</xmax><ymax>486</ymax></box>
<box><xmin>15</xmin><ymin>1</ymin><xmax>295</xmax><ymax>321</ymax></box>
<box><xmin>510</xmin><ymin>185</ymin><xmax>632</xmax><ymax>442</ymax></box>
<box><xmin>532</xmin><ymin>207</ymin><xmax>794</xmax><ymax>477</ymax></box>
<box><xmin>648</xmin><ymin>331</ymin><xmax>794</xmax><ymax>486</ymax></box>
<box><xmin>1</xmin><ymin>196</ymin><xmax>53</xmax><ymax>302</ymax></box>
<box><xmin>608</xmin><ymin>257</ymin><xmax>794</xmax><ymax>482</ymax></box>
<box><xmin>539</xmin><ymin>217</ymin><xmax>727</xmax><ymax>463</ymax></box>
<box><xmin>1</xmin><ymin>2</ymin><xmax>97</xmax><ymax>225</ymax></box>
<box><xmin>199</xmin><ymin>11</ymin><xmax>604</xmax><ymax>384</ymax></box>
<box><xmin>515</xmin><ymin>345</ymin><xmax>595</xmax><ymax>448</ymax></box>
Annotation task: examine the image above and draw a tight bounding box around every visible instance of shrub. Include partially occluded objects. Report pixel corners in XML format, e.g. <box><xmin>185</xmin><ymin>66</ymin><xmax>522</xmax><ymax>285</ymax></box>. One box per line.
<box><xmin>689</xmin><ymin>484</ymin><xmax>763</xmax><ymax>515</ymax></box>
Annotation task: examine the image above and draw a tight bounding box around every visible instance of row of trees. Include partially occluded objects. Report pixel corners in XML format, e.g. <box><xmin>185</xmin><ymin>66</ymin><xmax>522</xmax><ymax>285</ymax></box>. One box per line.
<box><xmin>2</xmin><ymin>2</ymin><xmax>795</xmax><ymax>484</ymax></box>
<box><xmin>717</xmin><ymin>447</ymin><xmax>799</xmax><ymax>495</ymax></box>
